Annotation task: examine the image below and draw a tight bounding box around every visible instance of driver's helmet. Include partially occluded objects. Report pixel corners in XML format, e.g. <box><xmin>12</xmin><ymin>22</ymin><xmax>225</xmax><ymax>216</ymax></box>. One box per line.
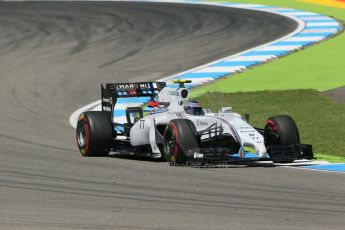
<box><xmin>184</xmin><ymin>100</ymin><xmax>204</xmax><ymax>115</ymax></box>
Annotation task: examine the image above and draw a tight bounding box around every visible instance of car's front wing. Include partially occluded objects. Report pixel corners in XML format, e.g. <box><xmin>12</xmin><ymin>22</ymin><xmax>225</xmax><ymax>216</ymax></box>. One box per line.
<box><xmin>183</xmin><ymin>143</ymin><xmax>313</xmax><ymax>165</ymax></box>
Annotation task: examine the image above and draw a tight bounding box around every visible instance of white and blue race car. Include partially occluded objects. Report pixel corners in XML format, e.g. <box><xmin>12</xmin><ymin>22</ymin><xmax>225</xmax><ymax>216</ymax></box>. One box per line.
<box><xmin>76</xmin><ymin>80</ymin><xmax>313</xmax><ymax>165</ymax></box>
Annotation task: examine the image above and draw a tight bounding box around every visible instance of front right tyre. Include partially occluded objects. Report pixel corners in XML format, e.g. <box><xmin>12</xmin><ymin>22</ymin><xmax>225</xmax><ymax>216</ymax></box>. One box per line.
<box><xmin>264</xmin><ymin>115</ymin><xmax>300</xmax><ymax>163</ymax></box>
<box><xmin>163</xmin><ymin>119</ymin><xmax>199</xmax><ymax>165</ymax></box>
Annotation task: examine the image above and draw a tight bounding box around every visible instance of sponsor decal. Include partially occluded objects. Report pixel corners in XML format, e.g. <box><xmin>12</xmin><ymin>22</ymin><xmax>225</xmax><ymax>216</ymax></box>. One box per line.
<box><xmin>102</xmin><ymin>97</ymin><xmax>112</xmax><ymax>104</ymax></box>
<box><xmin>248</xmin><ymin>133</ymin><xmax>260</xmax><ymax>142</ymax></box>
<box><xmin>239</xmin><ymin>130</ymin><xmax>255</xmax><ymax>133</ymax></box>
<box><xmin>167</xmin><ymin>90</ymin><xmax>180</xmax><ymax>96</ymax></box>
<box><xmin>103</xmin><ymin>107</ymin><xmax>111</xmax><ymax>112</ymax></box>
<box><xmin>213</xmin><ymin>113</ymin><xmax>227</xmax><ymax>117</ymax></box>
<box><xmin>139</xmin><ymin>120</ymin><xmax>145</xmax><ymax>129</ymax></box>
<box><xmin>196</xmin><ymin>120</ymin><xmax>208</xmax><ymax>126</ymax></box>
<box><xmin>193</xmin><ymin>152</ymin><xmax>204</xmax><ymax>159</ymax></box>
<box><xmin>116</xmin><ymin>83</ymin><xmax>151</xmax><ymax>90</ymax></box>
<box><xmin>236</xmin><ymin>126</ymin><xmax>252</xmax><ymax>130</ymax></box>
<box><xmin>236</xmin><ymin>126</ymin><xmax>262</xmax><ymax>143</ymax></box>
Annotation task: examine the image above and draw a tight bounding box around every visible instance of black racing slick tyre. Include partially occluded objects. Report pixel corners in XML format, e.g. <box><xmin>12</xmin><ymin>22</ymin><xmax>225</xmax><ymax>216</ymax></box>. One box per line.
<box><xmin>163</xmin><ymin>119</ymin><xmax>199</xmax><ymax>165</ymax></box>
<box><xmin>76</xmin><ymin>111</ymin><xmax>113</xmax><ymax>157</ymax></box>
<box><xmin>264</xmin><ymin>115</ymin><xmax>300</xmax><ymax>163</ymax></box>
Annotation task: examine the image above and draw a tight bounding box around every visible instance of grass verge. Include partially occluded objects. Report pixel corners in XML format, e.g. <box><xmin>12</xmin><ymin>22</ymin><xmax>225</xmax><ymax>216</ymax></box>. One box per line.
<box><xmin>194</xmin><ymin>89</ymin><xmax>345</xmax><ymax>157</ymax></box>
<box><xmin>315</xmin><ymin>153</ymin><xmax>345</xmax><ymax>163</ymax></box>
<box><xmin>191</xmin><ymin>0</ymin><xmax>345</xmax><ymax>95</ymax></box>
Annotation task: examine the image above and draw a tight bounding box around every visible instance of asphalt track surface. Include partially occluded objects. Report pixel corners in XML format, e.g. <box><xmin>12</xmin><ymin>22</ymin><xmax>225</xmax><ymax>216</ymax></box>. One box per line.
<box><xmin>1</xmin><ymin>1</ymin><xmax>345</xmax><ymax>229</ymax></box>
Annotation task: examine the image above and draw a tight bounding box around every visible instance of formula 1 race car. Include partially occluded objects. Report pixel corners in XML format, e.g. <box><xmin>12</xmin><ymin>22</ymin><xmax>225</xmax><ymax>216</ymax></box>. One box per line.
<box><xmin>76</xmin><ymin>80</ymin><xmax>313</xmax><ymax>165</ymax></box>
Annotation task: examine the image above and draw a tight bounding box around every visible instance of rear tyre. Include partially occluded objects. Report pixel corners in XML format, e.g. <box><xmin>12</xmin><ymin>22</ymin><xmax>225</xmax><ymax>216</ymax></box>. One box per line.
<box><xmin>163</xmin><ymin>119</ymin><xmax>199</xmax><ymax>165</ymax></box>
<box><xmin>264</xmin><ymin>115</ymin><xmax>300</xmax><ymax>163</ymax></box>
<box><xmin>76</xmin><ymin>111</ymin><xmax>113</xmax><ymax>157</ymax></box>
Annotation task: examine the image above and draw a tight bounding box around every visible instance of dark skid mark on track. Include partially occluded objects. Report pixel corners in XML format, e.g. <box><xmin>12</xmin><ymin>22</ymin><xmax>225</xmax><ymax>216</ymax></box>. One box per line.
<box><xmin>1</xmin><ymin>1</ymin><xmax>345</xmax><ymax>230</ymax></box>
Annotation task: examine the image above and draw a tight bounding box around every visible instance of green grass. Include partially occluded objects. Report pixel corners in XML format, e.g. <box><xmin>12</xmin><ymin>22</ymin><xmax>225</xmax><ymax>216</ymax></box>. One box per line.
<box><xmin>315</xmin><ymin>153</ymin><xmax>345</xmax><ymax>163</ymax></box>
<box><xmin>195</xmin><ymin>89</ymin><xmax>345</xmax><ymax>157</ymax></box>
<box><xmin>192</xmin><ymin>0</ymin><xmax>345</xmax><ymax>95</ymax></box>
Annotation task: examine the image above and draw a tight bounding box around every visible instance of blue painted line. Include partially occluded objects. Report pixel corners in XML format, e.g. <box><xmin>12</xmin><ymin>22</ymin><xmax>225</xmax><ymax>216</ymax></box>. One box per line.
<box><xmin>250</xmin><ymin>6</ymin><xmax>275</xmax><ymax>9</ymax></box>
<box><xmin>212</xmin><ymin>61</ymin><xmax>258</xmax><ymax>67</ymax></box>
<box><xmin>186</xmin><ymin>84</ymin><xmax>201</xmax><ymax>88</ymax></box>
<box><xmin>176</xmin><ymin>72</ymin><xmax>229</xmax><ymax>79</ymax></box>
<box><xmin>273</xmin><ymin>41</ymin><xmax>311</xmax><ymax>46</ymax></box>
<box><xmin>166</xmin><ymin>84</ymin><xmax>179</xmax><ymax>88</ymax></box>
<box><xmin>306</xmin><ymin>25</ymin><xmax>341</xmax><ymax>29</ymax></box>
<box><xmin>302</xmin><ymin>19</ymin><xmax>335</xmax><ymax>22</ymax></box>
<box><xmin>222</xmin><ymin>3</ymin><xmax>245</xmax><ymax>5</ymax></box>
<box><xmin>246</xmin><ymin>5</ymin><xmax>268</xmax><ymax>8</ymax></box>
<box><xmin>113</xmin><ymin>109</ymin><xmax>126</xmax><ymax>117</ymax></box>
<box><xmin>243</xmin><ymin>50</ymin><xmax>288</xmax><ymax>56</ymax></box>
<box><xmin>117</xmin><ymin>97</ymin><xmax>151</xmax><ymax>104</ymax></box>
<box><xmin>253</xmin><ymin>6</ymin><xmax>290</xmax><ymax>9</ymax></box>
<box><xmin>276</xmin><ymin>10</ymin><xmax>302</xmax><ymax>13</ymax></box>
<box><xmin>167</xmin><ymin>83</ymin><xmax>204</xmax><ymax>89</ymax></box>
<box><xmin>293</xmin><ymin>14</ymin><xmax>320</xmax><ymax>17</ymax></box>
<box><xmin>276</xmin><ymin>10</ymin><xmax>300</xmax><ymax>13</ymax></box>
<box><xmin>304</xmin><ymin>164</ymin><xmax>345</xmax><ymax>172</ymax></box>
<box><xmin>295</xmin><ymin>33</ymin><xmax>332</xmax><ymax>37</ymax></box>
<box><xmin>294</xmin><ymin>14</ymin><xmax>328</xmax><ymax>18</ymax></box>
<box><xmin>209</xmin><ymin>72</ymin><xmax>232</xmax><ymax>79</ymax></box>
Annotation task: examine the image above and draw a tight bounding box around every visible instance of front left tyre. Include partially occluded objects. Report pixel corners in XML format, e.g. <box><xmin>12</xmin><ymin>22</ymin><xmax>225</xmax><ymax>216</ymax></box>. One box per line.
<box><xmin>76</xmin><ymin>111</ymin><xmax>113</xmax><ymax>156</ymax></box>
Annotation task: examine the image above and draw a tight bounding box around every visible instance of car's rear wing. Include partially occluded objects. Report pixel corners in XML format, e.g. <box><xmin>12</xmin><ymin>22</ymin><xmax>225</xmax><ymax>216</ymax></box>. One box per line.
<box><xmin>101</xmin><ymin>81</ymin><xmax>166</xmax><ymax>113</ymax></box>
